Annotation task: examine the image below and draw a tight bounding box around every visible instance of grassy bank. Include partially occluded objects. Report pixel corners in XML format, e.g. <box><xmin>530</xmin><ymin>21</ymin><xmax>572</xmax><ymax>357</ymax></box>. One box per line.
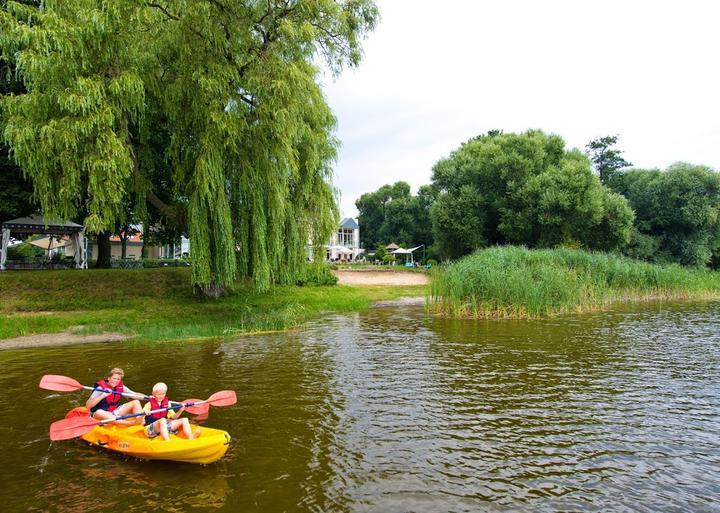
<box><xmin>0</xmin><ymin>268</ymin><xmax>428</xmax><ymax>341</ymax></box>
<box><xmin>430</xmin><ymin>246</ymin><xmax>720</xmax><ymax>318</ymax></box>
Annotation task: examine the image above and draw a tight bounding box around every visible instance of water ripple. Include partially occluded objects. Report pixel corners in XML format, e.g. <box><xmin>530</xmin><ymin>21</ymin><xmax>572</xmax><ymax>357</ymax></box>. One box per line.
<box><xmin>2</xmin><ymin>303</ymin><xmax>720</xmax><ymax>512</ymax></box>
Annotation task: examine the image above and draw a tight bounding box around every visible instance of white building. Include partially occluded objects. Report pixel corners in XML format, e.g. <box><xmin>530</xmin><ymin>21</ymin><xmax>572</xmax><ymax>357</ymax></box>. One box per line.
<box><xmin>326</xmin><ymin>218</ymin><xmax>364</xmax><ymax>262</ymax></box>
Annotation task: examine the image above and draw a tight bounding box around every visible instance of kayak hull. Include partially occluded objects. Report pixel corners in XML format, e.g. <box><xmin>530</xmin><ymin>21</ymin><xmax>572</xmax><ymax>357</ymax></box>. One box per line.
<box><xmin>65</xmin><ymin>408</ymin><xmax>230</xmax><ymax>464</ymax></box>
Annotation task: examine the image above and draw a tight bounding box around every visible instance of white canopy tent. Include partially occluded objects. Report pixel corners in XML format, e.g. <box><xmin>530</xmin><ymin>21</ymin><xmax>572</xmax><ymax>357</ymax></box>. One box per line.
<box><xmin>28</xmin><ymin>236</ymin><xmax>73</xmax><ymax>252</ymax></box>
<box><xmin>391</xmin><ymin>245</ymin><xmax>425</xmax><ymax>264</ymax></box>
<box><xmin>1</xmin><ymin>215</ymin><xmax>87</xmax><ymax>271</ymax></box>
<box><xmin>328</xmin><ymin>245</ymin><xmax>353</xmax><ymax>254</ymax></box>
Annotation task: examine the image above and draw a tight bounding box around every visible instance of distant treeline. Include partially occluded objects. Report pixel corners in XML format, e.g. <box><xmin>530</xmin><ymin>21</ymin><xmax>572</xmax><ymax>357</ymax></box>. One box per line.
<box><xmin>357</xmin><ymin>130</ymin><xmax>720</xmax><ymax>269</ymax></box>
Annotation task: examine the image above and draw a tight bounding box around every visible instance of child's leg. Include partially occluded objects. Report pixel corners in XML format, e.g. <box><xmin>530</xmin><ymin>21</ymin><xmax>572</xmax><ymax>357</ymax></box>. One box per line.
<box><xmin>169</xmin><ymin>418</ymin><xmax>194</xmax><ymax>439</ymax></box>
<box><xmin>115</xmin><ymin>401</ymin><xmax>144</xmax><ymax>424</ymax></box>
<box><xmin>94</xmin><ymin>408</ymin><xmax>135</xmax><ymax>426</ymax></box>
<box><xmin>92</xmin><ymin>409</ymin><xmax>115</xmax><ymax>421</ymax></box>
<box><xmin>157</xmin><ymin>418</ymin><xmax>169</xmax><ymax>441</ymax></box>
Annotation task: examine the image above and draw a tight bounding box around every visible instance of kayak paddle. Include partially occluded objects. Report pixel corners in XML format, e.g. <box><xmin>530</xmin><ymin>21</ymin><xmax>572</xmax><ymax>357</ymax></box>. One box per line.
<box><xmin>49</xmin><ymin>390</ymin><xmax>237</xmax><ymax>441</ymax></box>
<box><xmin>39</xmin><ymin>374</ymin><xmax>210</xmax><ymax>416</ymax></box>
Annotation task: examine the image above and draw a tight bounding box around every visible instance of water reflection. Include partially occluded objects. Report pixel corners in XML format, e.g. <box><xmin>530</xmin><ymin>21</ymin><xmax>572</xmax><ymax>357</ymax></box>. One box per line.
<box><xmin>27</xmin><ymin>451</ymin><xmax>231</xmax><ymax>512</ymax></box>
<box><xmin>2</xmin><ymin>302</ymin><xmax>720</xmax><ymax>512</ymax></box>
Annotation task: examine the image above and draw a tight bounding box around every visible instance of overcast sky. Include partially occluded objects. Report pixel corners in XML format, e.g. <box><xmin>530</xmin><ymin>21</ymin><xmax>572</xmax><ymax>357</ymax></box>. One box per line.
<box><xmin>321</xmin><ymin>0</ymin><xmax>720</xmax><ymax>218</ymax></box>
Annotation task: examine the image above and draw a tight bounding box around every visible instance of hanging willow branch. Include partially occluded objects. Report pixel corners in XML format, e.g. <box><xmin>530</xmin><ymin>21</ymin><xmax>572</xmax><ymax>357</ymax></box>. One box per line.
<box><xmin>1</xmin><ymin>0</ymin><xmax>379</xmax><ymax>296</ymax></box>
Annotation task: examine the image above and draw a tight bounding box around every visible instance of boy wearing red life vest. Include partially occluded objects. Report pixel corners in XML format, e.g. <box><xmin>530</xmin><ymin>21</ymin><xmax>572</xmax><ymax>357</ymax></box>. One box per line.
<box><xmin>86</xmin><ymin>367</ymin><xmax>144</xmax><ymax>426</ymax></box>
<box><xmin>143</xmin><ymin>382</ymin><xmax>195</xmax><ymax>441</ymax></box>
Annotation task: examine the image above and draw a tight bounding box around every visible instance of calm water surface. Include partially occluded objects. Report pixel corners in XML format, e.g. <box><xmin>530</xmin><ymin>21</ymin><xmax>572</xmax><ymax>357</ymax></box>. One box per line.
<box><xmin>2</xmin><ymin>302</ymin><xmax>719</xmax><ymax>512</ymax></box>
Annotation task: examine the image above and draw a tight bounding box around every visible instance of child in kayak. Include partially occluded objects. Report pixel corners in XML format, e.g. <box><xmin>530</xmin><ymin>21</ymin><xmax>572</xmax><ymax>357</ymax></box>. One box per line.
<box><xmin>86</xmin><ymin>367</ymin><xmax>144</xmax><ymax>426</ymax></box>
<box><xmin>143</xmin><ymin>382</ymin><xmax>196</xmax><ymax>441</ymax></box>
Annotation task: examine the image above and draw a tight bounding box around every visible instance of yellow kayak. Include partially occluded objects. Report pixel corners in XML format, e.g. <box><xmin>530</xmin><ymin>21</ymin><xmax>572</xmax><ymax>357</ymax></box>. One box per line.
<box><xmin>65</xmin><ymin>408</ymin><xmax>231</xmax><ymax>464</ymax></box>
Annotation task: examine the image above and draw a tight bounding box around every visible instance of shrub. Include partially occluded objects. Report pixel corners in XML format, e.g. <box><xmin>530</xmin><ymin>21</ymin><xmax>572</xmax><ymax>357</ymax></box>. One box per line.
<box><xmin>7</xmin><ymin>242</ymin><xmax>44</xmax><ymax>260</ymax></box>
<box><xmin>142</xmin><ymin>258</ymin><xmax>191</xmax><ymax>268</ymax></box>
<box><xmin>296</xmin><ymin>261</ymin><xmax>338</xmax><ymax>286</ymax></box>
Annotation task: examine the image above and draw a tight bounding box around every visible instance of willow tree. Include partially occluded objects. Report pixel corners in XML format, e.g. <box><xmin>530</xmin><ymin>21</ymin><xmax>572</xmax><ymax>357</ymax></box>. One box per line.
<box><xmin>1</xmin><ymin>0</ymin><xmax>377</xmax><ymax>296</ymax></box>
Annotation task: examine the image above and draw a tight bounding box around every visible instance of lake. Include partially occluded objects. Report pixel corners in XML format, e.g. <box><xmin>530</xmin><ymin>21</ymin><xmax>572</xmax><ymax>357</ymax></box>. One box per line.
<box><xmin>2</xmin><ymin>302</ymin><xmax>719</xmax><ymax>512</ymax></box>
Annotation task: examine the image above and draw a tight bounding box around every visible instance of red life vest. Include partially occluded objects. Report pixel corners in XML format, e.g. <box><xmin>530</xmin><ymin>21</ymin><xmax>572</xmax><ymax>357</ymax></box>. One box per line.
<box><xmin>91</xmin><ymin>379</ymin><xmax>124</xmax><ymax>413</ymax></box>
<box><xmin>146</xmin><ymin>396</ymin><xmax>170</xmax><ymax>423</ymax></box>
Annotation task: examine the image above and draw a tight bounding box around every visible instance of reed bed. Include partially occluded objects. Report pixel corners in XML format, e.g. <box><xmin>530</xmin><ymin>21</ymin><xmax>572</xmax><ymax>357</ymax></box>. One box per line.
<box><xmin>430</xmin><ymin>246</ymin><xmax>720</xmax><ymax>318</ymax></box>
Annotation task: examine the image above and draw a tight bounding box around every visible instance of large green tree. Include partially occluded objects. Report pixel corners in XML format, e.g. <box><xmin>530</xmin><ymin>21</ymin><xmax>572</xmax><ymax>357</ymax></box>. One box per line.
<box><xmin>355</xmin><ymin>181</ymin><xmax>435</xmax><ymax>250</ymax></box>
<box><xmin>612</xmin><ymin>163</ymin><xmax>720</xmax><ymax>267</ymax></box>
<box><xmin>1</xmin><ymin>0</ymin><xmax>378</xmax><ymax>295</ymax></box>
<box><xmin>585</xmin><ymin>134</ymin><xmax>632</xmax><ymax>185</ymax></box>
<box><xmin>0</xmin><ymin>0</ymin><xmax>36</xmax><ymax>222</ymax></box>
<box><xmin>430</xmin><ymin>130</ymin><xmax>634</xmax><ymax>259</ymax></box>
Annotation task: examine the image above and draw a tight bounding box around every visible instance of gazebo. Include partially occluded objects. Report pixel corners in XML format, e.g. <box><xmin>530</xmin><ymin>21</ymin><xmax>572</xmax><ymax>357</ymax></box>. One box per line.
<box><xmin>1</xmin><ymin>215</ymin><xmax>87</xmax><ymax>271</ymax></box>
<box><xmin>391</xmin><ymin>245</ymin><xmax>425</xmax><ymax>265</ymax></box>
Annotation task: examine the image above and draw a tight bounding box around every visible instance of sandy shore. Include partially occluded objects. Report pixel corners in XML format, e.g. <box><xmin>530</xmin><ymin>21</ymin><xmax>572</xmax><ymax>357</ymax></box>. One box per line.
<box><xmin>0</xmin><ymin>332</ymin><xmax>128</xmax><ymax>350</ymax></box>
<box><xmin>333</xmin><ymin>269</ymin><xmax>430</xmax><ymax>286</ymax></box>
<box><xmin>2</xmin><ymin>271</ymin><xmax>429</xmax><ymax>349</ymax></box>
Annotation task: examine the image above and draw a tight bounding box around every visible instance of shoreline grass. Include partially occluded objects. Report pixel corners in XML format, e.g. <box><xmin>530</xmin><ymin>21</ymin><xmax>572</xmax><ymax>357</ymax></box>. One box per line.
<box><xmin>0</xmin><ymin>268</ymin><xmax>428</xmax><ymax>342</ymax></box>
<box><xmin>430</xmin><ymin>246</ymin><xmax>720</xmax><ymax>319</ymax></box>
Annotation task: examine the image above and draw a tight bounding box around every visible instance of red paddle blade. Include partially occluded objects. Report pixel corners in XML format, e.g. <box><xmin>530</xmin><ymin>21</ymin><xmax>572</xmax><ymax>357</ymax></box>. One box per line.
<box><xmin>39</xmin><ymin>375</ymin><xmax>84</xmax><ymax>392</ymax></box>
<box><xmin>182</xmin><ymin>399</ymin><xmax>210</xmax><ymax>416</ymax></box>
<box><xmin>206</xmin><ymin>390</ymin><xmax>237</xmax><ymax>407</ymax></box>
<box><xmin>49</xmin><ymin>416</ymin><xmax>100</xmax><ymax>441</ymax></box>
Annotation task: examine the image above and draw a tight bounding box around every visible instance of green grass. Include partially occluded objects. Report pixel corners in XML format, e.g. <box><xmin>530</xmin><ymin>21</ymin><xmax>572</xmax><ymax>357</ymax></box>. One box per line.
<box><xmin>0</xmin><ymin>268</ymin><xmax>428</xmax><ymax>341</ymax></box>
<box><xmin>430</xmin><ymin>246</ymin><xmax>720</xmax><ymax>318</ymax></box>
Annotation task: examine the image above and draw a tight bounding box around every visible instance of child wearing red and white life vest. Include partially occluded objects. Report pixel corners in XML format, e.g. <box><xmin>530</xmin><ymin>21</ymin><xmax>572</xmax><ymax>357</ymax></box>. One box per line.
<box><xmin>86</xmin><ymin>367</ymin><xmax>144</xmax><ymax>426</ymax></box>
<box><xmin>143</xmin><ymin>382</ymin><xmax>195</xmax><ymax>441</ymax></box>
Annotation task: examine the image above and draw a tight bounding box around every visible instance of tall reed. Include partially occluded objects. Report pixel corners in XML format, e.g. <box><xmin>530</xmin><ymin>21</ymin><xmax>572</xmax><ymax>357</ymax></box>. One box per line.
<box><xmin>430</xmin><ymin>246</ymin><xmax>720</xmax><ymax>318</ymax></box>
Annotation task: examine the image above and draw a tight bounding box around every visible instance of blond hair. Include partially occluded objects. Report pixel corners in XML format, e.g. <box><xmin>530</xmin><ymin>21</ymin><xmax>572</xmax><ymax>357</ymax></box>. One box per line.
<box><xmin>152</xmin><ymin>382</ymin><xmax>168</xmax><ymax>393</ymax></box>
<box><xmin>107</xmin><ymin>367</ymin><xmax>124</xmax><ymax>379</ymax></box>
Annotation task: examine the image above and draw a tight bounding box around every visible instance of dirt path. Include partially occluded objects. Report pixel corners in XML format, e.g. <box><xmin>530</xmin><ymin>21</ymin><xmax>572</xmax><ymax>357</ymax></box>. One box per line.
<box><xmin>333</xmin><ymin>270</ymin><xmax>430</xmax><ymax>286</ymax></box>
<box><xmin>0</xmin><ymin>332</ymin><xmax>128</xmax><ymax>350</ymax></box>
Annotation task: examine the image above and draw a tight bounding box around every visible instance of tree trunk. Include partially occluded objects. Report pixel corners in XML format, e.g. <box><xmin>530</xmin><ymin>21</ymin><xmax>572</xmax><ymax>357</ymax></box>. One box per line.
<box><xmin>96</xmin><ymin>232</ymin><xmax>112</xmax><ymax>268</ymax></box>
<box><xmin>198</xmin><ymin>282</ymin><xmax>225</xmax><ymax>299</ymax></box>
<box><xmin>121</xmin><ymin>234</ymin><xmax>127</xmax><ymax>259</ymax></box>
<box><xmin>140</xmin><ymin>221</ymin><xmax>147</xmax><ymax>258</ymax></box>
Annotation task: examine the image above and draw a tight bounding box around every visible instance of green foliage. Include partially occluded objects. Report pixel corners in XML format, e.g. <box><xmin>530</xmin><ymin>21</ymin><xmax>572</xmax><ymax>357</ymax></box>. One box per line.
<box><xmin>430</xmin><ymin>130</ymin><xmax>634</xmax><ymax>259</ymax></box>
<box><xmin>1</xmin><ymin>0</ymin><xmax>144</xmax><ymax>232</ymax></box>
<box><xmin>6</xmin><ymin>241</ymin><xmax>43</xmax><ymax>259</ymax></box>
<box><xmin>585</xmin><ymin>134</ymin><xmax>632</xmax><ymax>185</ymax></box>
<box><xmin>431</xmin><ymin>245</ymin><xmax>720</xmax><ymax>318</ymax></box>
<box><xmin>612</xmin><ymin>163</ymin><xmax>720</xmax><ymax>267</ymax></box>
<box><xmin>1</xmin><ymin>0</ymin><xmax>379</xmax><ymax>296</ymax></box>
<box><xmin>431</xmin><ymin>184</ymin><xmax>485</xmax><ymax>259</ymax></box>
<box><xmin>374</xmin><ymin>245</ymin><xmax>388</xmax><ymax>261</ymax></box>
<box><xmin>0</xmin><ymin>2</ymin><xmax>37</xmax><ymax>221</ymax></box>
<box><xmin>355</xmin><ymin>181</ymin><xmax>435</xmax><ymax>249</ymax></box>
<box><xmin>0</xmin><ymin>267</ymin><xmax>427</xmax><ymax>340</ymax></box>
<box><xmin>296</xmin><ymin>261</ymin><xmax>338</xmax><ymax>286</ymax></box>
<box><xmin>142</xmin><ymin>258</ymin><xmax>190</xmax><ymax>268</ymax></box>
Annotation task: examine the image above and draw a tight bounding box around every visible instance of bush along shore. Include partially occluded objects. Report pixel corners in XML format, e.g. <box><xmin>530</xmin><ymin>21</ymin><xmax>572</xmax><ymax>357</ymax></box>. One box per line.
<box><xmin>430</xmin><ymin>246</ymin><xmax>720</xmax><ymax>319</ymax></box>
<box><xmin>0</xmin><ymin>266</ymin><xmax>428</xmax><ymax>343</ymax></box>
